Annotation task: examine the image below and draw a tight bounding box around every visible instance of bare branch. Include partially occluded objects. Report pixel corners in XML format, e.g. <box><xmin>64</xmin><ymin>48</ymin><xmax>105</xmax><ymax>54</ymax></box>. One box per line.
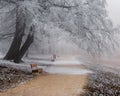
<box><xmin>0</xmin><ymin>32</ymin><xmax>14</xmax><ymax>40</ymax></box>
<box><xmin>52</xmin><ymin>3</ymin><xmax>76</xmax><ymax>9</ymax></box>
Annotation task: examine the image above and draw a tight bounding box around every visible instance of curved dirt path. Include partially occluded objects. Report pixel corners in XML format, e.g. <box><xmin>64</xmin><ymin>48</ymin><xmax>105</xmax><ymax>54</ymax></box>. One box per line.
<box><xmin>0</xmin><ymin>57</ymin><xmax>88</xmax><ymax>96</ymax></box>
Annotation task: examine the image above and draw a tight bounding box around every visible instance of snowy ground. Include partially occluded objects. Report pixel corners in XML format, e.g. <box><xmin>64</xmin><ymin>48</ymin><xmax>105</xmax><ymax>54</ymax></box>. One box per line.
<box><xmin>24</xmin><ymin>56</ymin><xmax>83</xmax><ymax>65</ymax></box>
<box><xmin>25</xmin><ymin>56</ymin><xmax>92</xmax><ymax>75</ymax></box>
<box><xmin>0</xmin><ymin>54</ymin><xmax>119</xmax><ymax>75</ymax></box>
<box><xmin>40</xmin><ymin>66</ymin><xmax>92</xmax><ymax>75</ymax></box>
<box><xmin>0</xmin><ymin>55</ymin><xmax>92</xmax><ymax>75</ymax></box>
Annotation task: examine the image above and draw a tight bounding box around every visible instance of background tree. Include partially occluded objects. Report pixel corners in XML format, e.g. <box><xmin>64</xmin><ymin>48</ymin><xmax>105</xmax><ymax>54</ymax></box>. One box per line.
<box><xmin>0</xmin><ymin>0</ymin><xmax>40</xmax><ymax>63</ymax></box>
<box><xmin>0</xmin><ymin>0</ymin><xmax>119</xmax><ymax>63</ymax></box>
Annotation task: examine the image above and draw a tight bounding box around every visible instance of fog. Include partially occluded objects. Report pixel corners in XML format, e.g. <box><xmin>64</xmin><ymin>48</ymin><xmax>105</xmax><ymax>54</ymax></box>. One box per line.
<box><xmin>106</xmin><ymin>0</ymin><xmax>120</xmax><ymax>27</ymax></box>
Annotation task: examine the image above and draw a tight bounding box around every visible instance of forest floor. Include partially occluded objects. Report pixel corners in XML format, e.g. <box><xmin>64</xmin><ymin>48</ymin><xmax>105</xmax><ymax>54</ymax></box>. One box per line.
<box><xmin>0</xmin><ymin>56</ymin><xmax>90</xmax><ymax>96</ymax></box>
<box><xmin>0</xmin><ymin>66</ymin><xmax>33</xmax><ymax>92</ymax></box>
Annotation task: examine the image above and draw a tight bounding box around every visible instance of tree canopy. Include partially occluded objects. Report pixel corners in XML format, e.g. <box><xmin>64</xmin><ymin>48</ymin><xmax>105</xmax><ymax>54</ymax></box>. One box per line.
<box><xmin>0</xmin><ymin>0</ymin><xmax>119</xmax><ymax>60</ymax></box>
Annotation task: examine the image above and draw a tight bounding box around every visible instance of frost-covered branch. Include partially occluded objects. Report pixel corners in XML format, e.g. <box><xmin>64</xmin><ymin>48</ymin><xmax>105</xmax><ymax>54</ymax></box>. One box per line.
<box><xmin>0</xmin><ymin>0</ymin><xmax>119</xmax><ymax>57</ymax></box>
<box><xmin>51</xmin><ymin>3</ymin><xmax>77</xmax><ymax>9</ymax></box>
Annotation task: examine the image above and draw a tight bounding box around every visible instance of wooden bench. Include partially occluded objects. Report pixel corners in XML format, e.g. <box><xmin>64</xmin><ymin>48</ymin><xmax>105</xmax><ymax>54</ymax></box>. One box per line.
<box><xmin>31</xmin><ymin>64</ymin><xmax>43</xmax><ymax>75</ymax></box>
<box><xmin>51</xmin><ymin>54</ymin><xmax>56</xmax><ymax>62</ymax></box>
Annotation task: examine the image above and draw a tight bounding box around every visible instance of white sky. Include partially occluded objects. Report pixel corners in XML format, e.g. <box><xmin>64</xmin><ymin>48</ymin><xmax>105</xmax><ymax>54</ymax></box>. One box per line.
<box><xmin>106</xmin><ymin>0</ymin><xmax>120</xmax><ymax>27</ymax></box>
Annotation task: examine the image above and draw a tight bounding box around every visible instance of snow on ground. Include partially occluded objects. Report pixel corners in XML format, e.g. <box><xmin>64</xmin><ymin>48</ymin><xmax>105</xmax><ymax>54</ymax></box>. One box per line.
<box><xmin>25</xmin><ymin>59</ymin><xmax>82</xmax><ymax>65</ymax></box>
<box><xmin>53</xmin><ymin>56</ymin><xmax>82</xmax><ymax>65</ymax></box>
<box><xmin>0</xmin><ymin>56</ymin><xmax>92</xmax><ymax>75</ymax></box>
<box><xmin>0</xmin><ymin>60</ymin><xmax>31</xmax><ymax>73</ymax></box>
<box><xmin>40</xmin><ymin>66</ymin><xmax>93</xmax><ymax>75</ymax></box>
<box><xmin>27</xmin><ymin>56</ymin><xmax>92</xmax><ymax>75</ymax></box>
<box><xmin>24</xmin><ymin>56</ymin><xmax>83</xmax><ymax>65</ymax></box>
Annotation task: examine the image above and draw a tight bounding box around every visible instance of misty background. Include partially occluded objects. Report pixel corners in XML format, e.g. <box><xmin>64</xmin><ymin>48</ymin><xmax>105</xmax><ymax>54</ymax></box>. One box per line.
<box><xmin>106</xmin><ymin>0</ymin><xmax>120</xmax><ymax>27</ymax></box>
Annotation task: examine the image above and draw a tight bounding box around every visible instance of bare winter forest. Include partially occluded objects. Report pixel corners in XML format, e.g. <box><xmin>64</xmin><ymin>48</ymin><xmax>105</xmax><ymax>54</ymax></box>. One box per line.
<box><xmin>0</xmin><ymin>0</ymin><xmax>120</xmax><ymax>96</ymax></box>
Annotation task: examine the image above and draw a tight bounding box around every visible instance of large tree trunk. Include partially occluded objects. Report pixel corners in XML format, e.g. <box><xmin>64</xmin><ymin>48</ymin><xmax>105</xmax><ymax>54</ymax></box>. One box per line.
<box><xmin>4</xmin><ymin>15</ymin><xmax>26</xmax><ymax>60</ymax></box>
<box><xmin>4</xmin><ymin>25</ymin><xmax>34</xmax><ymax>63</ymax></box>
<box><xmin>4</xmin><ymin>5</ymin><xmax>35</xmax><ymax>63</ymax></box>
<box><xmin>14</xmin><ymin>26</ymin><xmax>34</xmax><ymax>63</ymax></box>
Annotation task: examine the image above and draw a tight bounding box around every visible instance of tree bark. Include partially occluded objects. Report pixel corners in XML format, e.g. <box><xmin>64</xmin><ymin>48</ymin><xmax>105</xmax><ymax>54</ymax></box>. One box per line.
<box><xmin>4</xmin><ymin>25</ymin><xmax>34</xmax><ymax>63</ymax></box>
<box><xmin>4</xmin><ymin>16</ymin><xmax>26</xmax><ymax>60</ymax></box>
<box><xmin>14</xmin><ymin>26</ymin><xmax>34</xmax><ymax>63</ymax></box>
